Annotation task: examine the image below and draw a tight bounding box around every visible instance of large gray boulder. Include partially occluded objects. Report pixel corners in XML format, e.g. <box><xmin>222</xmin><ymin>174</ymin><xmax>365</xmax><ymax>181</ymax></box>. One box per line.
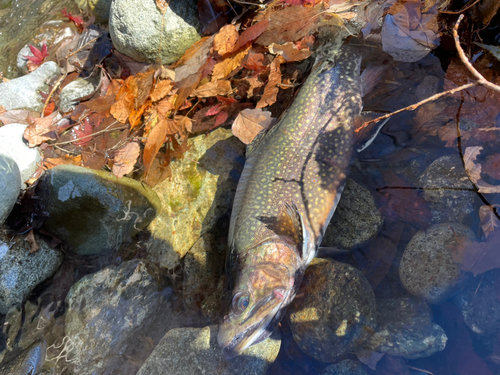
<box><xmin>109</xmin><ymin>0</ymin><xmax>201</xmax><ymax>64</ymax></box>
<box><xmin>0</xmin><ymin>61</ymin><xmax>59</xmax><ymax>111</ymax></box>
<box><xmin>0</xmin><ymin>154</ymin><xmax>21</xmax><ymax>224</ymax></box>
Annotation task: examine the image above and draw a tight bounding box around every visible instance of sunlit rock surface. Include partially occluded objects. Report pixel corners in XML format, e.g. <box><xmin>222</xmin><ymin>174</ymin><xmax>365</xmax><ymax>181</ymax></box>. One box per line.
<box><xmin>0</xmin><ymin>61</ymin><xmax>59</xmax><ymax>111</ymax></box>
<box><xmin>137</xmin><ymin>325</ymin><xmax>280</xmax><ymax>375</ymax></box>
<box><xmin>64</xmin><ymin>260</ymin><xmax>174</xmax><ymax>375</ymax></box>
<box><xmin>147</xmin><ymin>127</ymin><xmax>245</xmax><ymax>270</ymax></box>
<box><xmin>0</xmin><ymin>229</ymin><xmax>63</xmax><ymax>314</ymax></box>
<box><xmin>33</xmin><ymin>165</ymin><xmax>161</xmax><ymax>255</ymax></box>
<box><xmin>400</xmin><ymin>223</ymin><xmax>475</xmax><ymax>303</ymax></box>
<box><xmin>322</xmin><ymin>179</ymin><xmax>383</xmax><ymax>250</ymax></box>
<box><xmin>364</xmin><ymin>298</ymin><xmax>447</xmax><ymax>359</ymax></box>
<box><xmin>0</xmin><ymin>123</ymin><xmax>42</xmax><ymax>187</ymax></box>
<box><xmin>0</xmin><ymin>154</ymin><xmax>21</xmax><ymax>224</ymax></box>
<box><xmin>109</xmin><ymin>0</ymin><xmax>200</xmax><ymax>64</ymax></box>
<box><xmin>287</xmin><ymin>258</ymin><xmax>376</xmax><ymax>363</ymax></box>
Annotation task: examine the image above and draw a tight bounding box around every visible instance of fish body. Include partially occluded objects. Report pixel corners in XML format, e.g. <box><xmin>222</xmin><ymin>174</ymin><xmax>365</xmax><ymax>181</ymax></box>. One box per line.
<box><xmin>218</xmin><ymin>45</ymin><xmax>363</xmax><ymax>358</ymax></box>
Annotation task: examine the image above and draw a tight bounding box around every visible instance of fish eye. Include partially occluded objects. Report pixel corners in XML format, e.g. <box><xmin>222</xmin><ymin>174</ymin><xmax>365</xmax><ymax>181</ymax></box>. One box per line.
<box><xmin>232</xmin><ymin>292</ymin><xmax>250</xmax><ymax>314</ymax></box>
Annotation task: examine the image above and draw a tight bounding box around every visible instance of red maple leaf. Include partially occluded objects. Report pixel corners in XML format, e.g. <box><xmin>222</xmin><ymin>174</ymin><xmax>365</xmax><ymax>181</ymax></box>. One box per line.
<box><xmin>73</xmin><ymin>118</ymin><xmax>93</xmax><ymax>146</ymax></box>
<box><xmin>62</xmin><ymin>8</ymin><xmax>85</xmax><ymax>30</ymax></box>
<box><xmin>24</xmin><ymin>42</ymin><xmax>48</xmax><ymax>70</ymax></box>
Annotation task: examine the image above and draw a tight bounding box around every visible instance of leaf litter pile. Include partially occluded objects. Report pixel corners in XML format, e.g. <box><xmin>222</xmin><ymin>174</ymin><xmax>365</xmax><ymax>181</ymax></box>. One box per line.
<box><xmin>2</xmin><ymin>0</ymin><xmax>500</xmax><ymax>373</ymax></box>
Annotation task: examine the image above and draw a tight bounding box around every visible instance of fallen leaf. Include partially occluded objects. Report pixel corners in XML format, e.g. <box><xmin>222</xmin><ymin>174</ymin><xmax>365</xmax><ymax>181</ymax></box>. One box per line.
<box><xmin>156</xmin><ymin>0</ymin><xmax>169</xmax><ymax>13</ymax></box>
<box><xmin>24</xmin><ymin>111</ymin><xmax>61</xmax><ymax>147</ymax></box>
<box><xmin>191</xmin><ymin>80</ymin><xmax>232</xmax><ymax>97</ymax></box>
<box><xmin>482</xmin><ymin>153</ymin><xmax>500</xmax><ymax>180</ymax></box>
<box><xmin>0</xmin><ymin>109</ymin><xmax>31</xmax><ymax>125</ymax></box>
<box><xmin>479</xmin><ymin>205</ymin><xmax>500</xmax><ymax>238</ymax></box>
<box><xmin>73</xmin><ymin>117</ymin><xmax>94</xmax><ymax>146</ymax></box>
<box><xmin>25</xmin><ymin>229</ymin><xmax>40</xmax><ymax>253</ymax></box>
<box><xmin>113</xmin><ymin>141</ymin><xmax>140</xmax><ymax>178</ymax></box>
<box><xmin>24</xmin><ymin>42</ymin><xmax>49</xmax><ymax>71</ymax></box>
<box><xmin>256</xmin><ymin>57</ymin><xmax>282</xmax><ymax>108</ymax></box>
<box><xmin>457</xmin><ymin>230</ymin><xmax>500</xmax><ymax>276</ymax></box>
<box><xmin>464</xmin><ymin>146</ymin><xmax>500</xmax><ymax>193</ymax></box>
<box><xmin>268</xmin><ymin>42</ymin><xmax>312</xmax><ymax>62</ymax></box>
<box><xmin>355</xmin><ymin>349</ymin><xmax>384</xmax><ymax>371</ymax></box>
<box><xmin>143</xmin><ymin>117</ymin><xmax>169</xmax><ymax>175</ymax></box>
<box><xmin>61</xmin><ymin>8</ymin><xmax>85</xmax><ymax>30</ymax></box>
<box><xmin>214</xmin><ymin>24</ymin><xmax>239</xmax><ymax>56</ymax></box>
<box><xmin>150</xmin><ymin>79</ymin><xmax>173</xmax><ymax>102</ymax></box>
<box><xmin>43</xmin><ymin>154</ymin><xmax>82</xmax><ymax>169</ymax></box>
<box><xmin>233</xmin><ymin>20</ymin><xmax>269</xmax><ymax>52</ymax></box>
<box><xmin>475</xmin><ymin>42</ymin><xmax>500</xmax><ymax>61</ymax></box>
<box><xmin>212</xmin><ymin>44</ymin><xmax>251</xmax><ymax>81</ymax></box>
<box><xmin>232</xmin><ymin>108</ymin><xmax>273</xmax><ymax>144</ymax></box>
<box><xmin>157</xmin><ymin>96</ymin><xmax>175</xmax><ymax>117</ymax></box>
<box><xmin>173</xmin><ymin>36</ymin><xmax>214</xmax><ymax>82</ymax></box>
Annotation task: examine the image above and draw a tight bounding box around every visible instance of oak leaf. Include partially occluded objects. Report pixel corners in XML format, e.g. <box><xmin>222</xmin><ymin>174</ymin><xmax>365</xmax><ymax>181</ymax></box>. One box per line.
<box><xmin>191</xmin><ymin>80</ymin><xmax>232</xmax><ymax>97</ymax></box>
<box><xmin>232</xmin><ymin>108</ymin><xmax>273</xmax><ymax>144</ymax></box>
<box><xmin>113</xmin><ymin>141</ymin><xmax>141</xmax><ymax>178</ymax></box>
<box><xmin>214</xmin><ymin>24</ymin><xmax>239</xmax><ymax>56</ymax></box>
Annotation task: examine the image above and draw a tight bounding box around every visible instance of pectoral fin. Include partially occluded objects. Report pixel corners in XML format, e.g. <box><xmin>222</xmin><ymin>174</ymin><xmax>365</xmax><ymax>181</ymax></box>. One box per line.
<box><xmin>283</xmin><ymin>202</ymin><xmax>315</xmax><ymax>264</ymax></box>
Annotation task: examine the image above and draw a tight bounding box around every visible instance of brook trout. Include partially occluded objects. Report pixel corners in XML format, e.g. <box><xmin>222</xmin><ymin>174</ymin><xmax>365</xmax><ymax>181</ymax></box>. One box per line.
<box><xmin>218</xmin><ymin>44</ymin><xmax>363</xmax><ymax>358</ymax></box>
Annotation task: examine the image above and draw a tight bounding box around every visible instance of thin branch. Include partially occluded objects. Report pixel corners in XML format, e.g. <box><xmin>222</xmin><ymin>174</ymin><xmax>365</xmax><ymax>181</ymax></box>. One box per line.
<box><xmin>453</xmin><ymin>14</ymin><xmax>500</xmax><ymax>94</ymax></box>
<box><xmin>440</xmin><ymin>0</ymin><xmax>481</xmax><ymax>14</ymax></box>
<box><xmin>356</xmin><ymin>82</ymin><xmax>477</xmax><ymax>133</ymax></box>
<box><xmin>65</xmin><ymin>35</ymin><xmax>100</xmax><ymax>59</ymax></box>
<box><xmin>51</xmin><ymin>122</ymin><xmax>125</xmax><ymax>146</ymax></box>
<box><xmin>41</xmin><ymin>73</ymin><xmax>67</xmax><ymax>118</ymax></box>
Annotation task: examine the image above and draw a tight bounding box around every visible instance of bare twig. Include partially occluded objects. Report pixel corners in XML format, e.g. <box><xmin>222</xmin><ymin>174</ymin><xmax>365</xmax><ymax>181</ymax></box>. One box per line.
<box><xmin>51</xmin><ymin>122</ymin><xmax>125</xmax><ymax>146</ymax></box>
<box><xmin>440</xmin><ymin>0</ymin><xmax>481</xmax><ymax>14</ymax></box>
<box><xmin>356</xmin><ymin>82</ymin><xmax>478</xmax><ymax>133</ymax></box>
<box><xmin>65</xmin><ymin>35</ymin><xmax>100</xmax><ymax>59</ymax></box>
<box><xmin>41</xmin><ymin>73</ymin><xmax>67</xmax><ymax>118</ymax></box>
<box><xmin>453</xmin><ymin>14</ymin><xmax>500</xmax><ymax>94</ymax></box>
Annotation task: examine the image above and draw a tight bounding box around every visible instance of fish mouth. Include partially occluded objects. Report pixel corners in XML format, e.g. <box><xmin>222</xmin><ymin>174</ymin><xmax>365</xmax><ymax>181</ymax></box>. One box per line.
<box><xmin>218</xmin><ymin>288</ymin><xmax>289</xmax><ymax>359</ymax></box>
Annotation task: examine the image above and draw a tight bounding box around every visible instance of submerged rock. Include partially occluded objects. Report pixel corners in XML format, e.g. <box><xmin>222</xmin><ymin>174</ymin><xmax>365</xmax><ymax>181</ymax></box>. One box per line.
<box><xmin>399</xmin><ymin>223</ymin><xmax>475</xmax><ymax>303</ymax></box>
<box><xmin>109</xmin><ymin>0</ymin><xmax>200</xmax><ymax>64</ymax></box>
<box><xmin>0</xmin><ymin>123</ymin><xmax>41</xmax><ymax>186</ymax></box>
<box><xmin>0</xmin><ymin>61</ymin><xmax>60</xmax><ymax>111</ymax></box>
<box><xmin>64</xmin><ymin>260</ymin><xmax>173</xmax><ymax>375</ymax></box>
<box><xmin>322</xmin><ymin>179</ymin><xmax>383</xmax><ymax>250</ymax></box>
<box><xmin>0</xmin><ymin>154</ymin><xmax>21</xmax><ymax>224</ymax></box>
<box><xmin>136</xmin><ymin>325</ymin><xmax>280</xmax><ymax>375</ymax></box>
<box><xmin>0</xmin><ymin>341</ymin><xmax>46</xmax><ymax>375</ymax></box>
<box><xmin>323</xmin><ymin>359</ymin><xmax>367</xmax><ymax>375</ymax></box>
<box><xmin>74</xmin><ymin>0</ymin><xmax>112</xmax><ymax>23</ymax></box>
<box><xmin>147</xmin><ymin>127</ymin><xmax>245</xmax><ymax>269</ymax></box>
<box><xmin>287</xmin><ymin>258</ymin><xmax>376</xmax><ymax>363</ymax></box>
<box><xmin>33</xmin><ymin>165</ymin><xmax>161</xmax><ymax>255</ymax></box>
<box><xmin>0</xmin><ymin>230</ymin><xmax>63</xmax><ymax>314</ymax></box>
<box><xmin>364</xmin><ymin>298</ymin><xmax>447</xmax><ymax>359</ymax></box>
<box><xmin>182</xmin><ymin>233</ymin><xmax>225</xmax><ymax>322</ymax></box>
<box><xmin>58</xmin><ymin>77</ymin><xmax>95</xmax><ymax>113</ymax></box>
<box><xmin>418</xmin><ymin>154</ymin><xmax>479</xmax><ymax>224</ymax></box>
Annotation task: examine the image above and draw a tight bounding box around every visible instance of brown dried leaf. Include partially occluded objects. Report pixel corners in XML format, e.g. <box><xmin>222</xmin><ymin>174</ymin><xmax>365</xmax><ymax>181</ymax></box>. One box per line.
<box><xmin>212</xmin><ymin>45</ymin><xmax>251</xmax><ymax>81</ymax></box>
<box><xmin>191</xmin><ymin>80</ymin><xmax>232</xmax><ymax>97</ymax></box>
<box><xmin>464</xmin><ymin>146</ymin><xmax>500</xmax><ymax>193</ymax></box>
<box><xmin>483</xmin><ymin>154</ymin><xmax>500</xmax><ymax>180</ymax></box>
<box><xmin>175</xmin><ymin>115</ymin><xmax>193</xmax><ymax>134</ymax></box>
<box><xmin>268</xmin><ymin>42</ymin><xmax>312</xmax><ymax>62</ymax></box>
<box><xmin>143</xmin><ymin>117</ymin><xmax>169</xmax><ymax>176</ymax></box>
<box><xmin>24</xmin><ymin>111</ymin><xmax>61</xmax><ymax>147</ymax></box>
<box><xmin>214</xmin><ymin>24</ymin><xmax>239</xmax><ymax>56</ymax></box>
<box><xmin>156</xmin><ymin>0</ymin><xmax>169</xmax><ymax>13</ymax></box>
<box><xmin>150</xmin><ymin>79</ymin><xmax>173</xmax><ymax>102</ymax></box>
<box><xmin>25</xmin><ymin>229</ymin><xmax>40</xmax><ymax>253</ymax></box>
<box><xmin>256</xmin><ymin>57</ymin><xmax>282</xmax><ymax>109</ymax></box>
<box><xmin>157</xmin><ymin>96</ymin><xmax>175</xmax><ymax>117</ymax></box>
<box><xmin>173</xmin><ymin>36</ymin><xmax>214</xmax><ymax>81</ymax></box>
<box><xmin>457</xmin><ymin>230</ymin><xmax>500</xmax><ymax>276</ymax></box>
<box><xmin>0</xmin><ymin>109</ymin><xmax>32</xmax><ymax>125</ymax></box>
<box><xmin>233</xmin><ymin>20</ymin><xmax>269</xmax><ymax>52</ymax></box>
<box><xmin>43</xmin><ymin>154</ymin><xmax>82</xmax><ymax>169</ymax></box>
<box><xmin>232</xmin><ymin>108</ymin><xmax>273</xmax><ymax>144</ymax></box>
<box><xmin>113</xmin><ymin>141</ymin><xmax>141</xmax><ymax>178</ymax></box>
<box><xmin>133</xmin><ymin>70</ymin><xmax>155</xmax><ymax>109</ymax></box>
<box><xmin>479</xmin><ymin>205</ymin><xmax>500</xmax><ymax>238</ymax></box>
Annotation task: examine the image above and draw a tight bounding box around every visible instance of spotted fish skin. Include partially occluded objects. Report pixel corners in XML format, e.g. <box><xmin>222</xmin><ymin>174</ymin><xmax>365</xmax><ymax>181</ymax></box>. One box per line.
<box><xmin>218</xmin><ymin>45</ymin><xmax>363</xmax><ymax>358</ymax></box>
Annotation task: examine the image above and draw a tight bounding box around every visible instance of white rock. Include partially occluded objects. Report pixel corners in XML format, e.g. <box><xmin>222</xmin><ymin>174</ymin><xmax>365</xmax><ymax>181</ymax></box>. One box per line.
<box><xmin>0</xmin><ymin>123</ymin><xmax>41</xmax><ymax>187</ymax></box>
<box><xmin>0</xmin><ymin>154</ymin><xmax>21</xmax><ymax>224</ymax></box>
<box><xmin>59</xmin><ymin>78</ymin><xmax>95</xmax><ymax>113</ymax></box>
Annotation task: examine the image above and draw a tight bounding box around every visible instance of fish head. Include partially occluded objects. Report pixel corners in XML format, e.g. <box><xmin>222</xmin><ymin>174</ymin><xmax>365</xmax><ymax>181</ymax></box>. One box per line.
<box><xmin>218</xmin><ymin>241</ymin><xmax>302</xmax><ymax>359</ymax></box>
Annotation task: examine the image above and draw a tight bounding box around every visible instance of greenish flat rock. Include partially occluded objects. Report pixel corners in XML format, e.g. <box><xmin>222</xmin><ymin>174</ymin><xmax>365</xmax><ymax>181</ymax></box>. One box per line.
<box><xmin>35</xmin><ymin>165</ymin><xmax>161</xmax><ymax>255</ymax></box>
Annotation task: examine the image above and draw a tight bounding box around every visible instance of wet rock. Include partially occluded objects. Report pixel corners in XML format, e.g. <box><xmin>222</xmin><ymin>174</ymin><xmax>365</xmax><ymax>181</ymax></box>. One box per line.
<box><xmin>0</xmin><ymin>154</ymin><xmax>21</xmax><ymax>224</ymax></box>
<box><xmin>0</xmin><ymin>230</ymin><xmax>62</xmax><ymax>314</ymax></box>
<box><xmin>109</xmin><ymin>0</ymin><xmax>200</xmax><ymax>64</ymax></box>
<box><xmin>0</xmin><ymin>340</ymin><xmax>46</xmax><ymax>375</ymax></box>
<box><xmin>137</xmin><ymin>325</ymin><xmax>280</xmax><ymax>375</ymax></box>
<box><xmin>364</xmin><ymin>298</ymin><xmax>447</xmax><ymax>359</ymax></box>
<box><xmin>418</xmin><ymin>154</ymin><xmax>479</xmax><ymax>224</ymax></box>
<box><xmin>323</xmin><ymin>359</ymin><xmax>367</xmax><ymax>375</ymax></box>
<box><xmin>0</xmin><ymin>61</ymin><xmax>60</xmax><ymax>111</ymax></box>
<box><xmin>399</xmin><ymin>223</ymin><xmax>475</xmax><ymax>303</ymax></box>
<box><xmin>287</xmin><ymin>258</ymin><xmax>376</xmax><ymax>363</ymax></box>
<box><xmin>58</xmin><ymin>78</ymin><xmax>95</xmax><ymax>113</ymax></box>
<box><xmin>0</xmin><ymin>123</ymin><xmax>42</xmax><ymax>186</ymax></box>
<box><xmin>147</xmin><ymin>128</ymin><xmax>245</xmax><ymax>269</ymax></box>
<box><xmin>64</xmin><ymin>260</ymin><xmax>173</xmax><ymax>375</ymax></box>
<box><xmin>322</xmin><ymin>179</ymin><xmax>383</xmax><ymax>250</ymax></box>
<box><xmin>454</xmin><ymin>270</ymin><xmax>500</xmax><ymax>335</ymax></box>
<box><xmin>182</xmin><ymin>233</ymin><xmax>225</xmax><ymax>322</ymax></box>
<box><xmin>75</xmin><ymin>0</ymin><xmax>112</xmax><ymax>23</ymax></box>
<box><xmin>34</xmin><ymin>165</ymin><xmax>161</xmax><ymax>255</ymax></box>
